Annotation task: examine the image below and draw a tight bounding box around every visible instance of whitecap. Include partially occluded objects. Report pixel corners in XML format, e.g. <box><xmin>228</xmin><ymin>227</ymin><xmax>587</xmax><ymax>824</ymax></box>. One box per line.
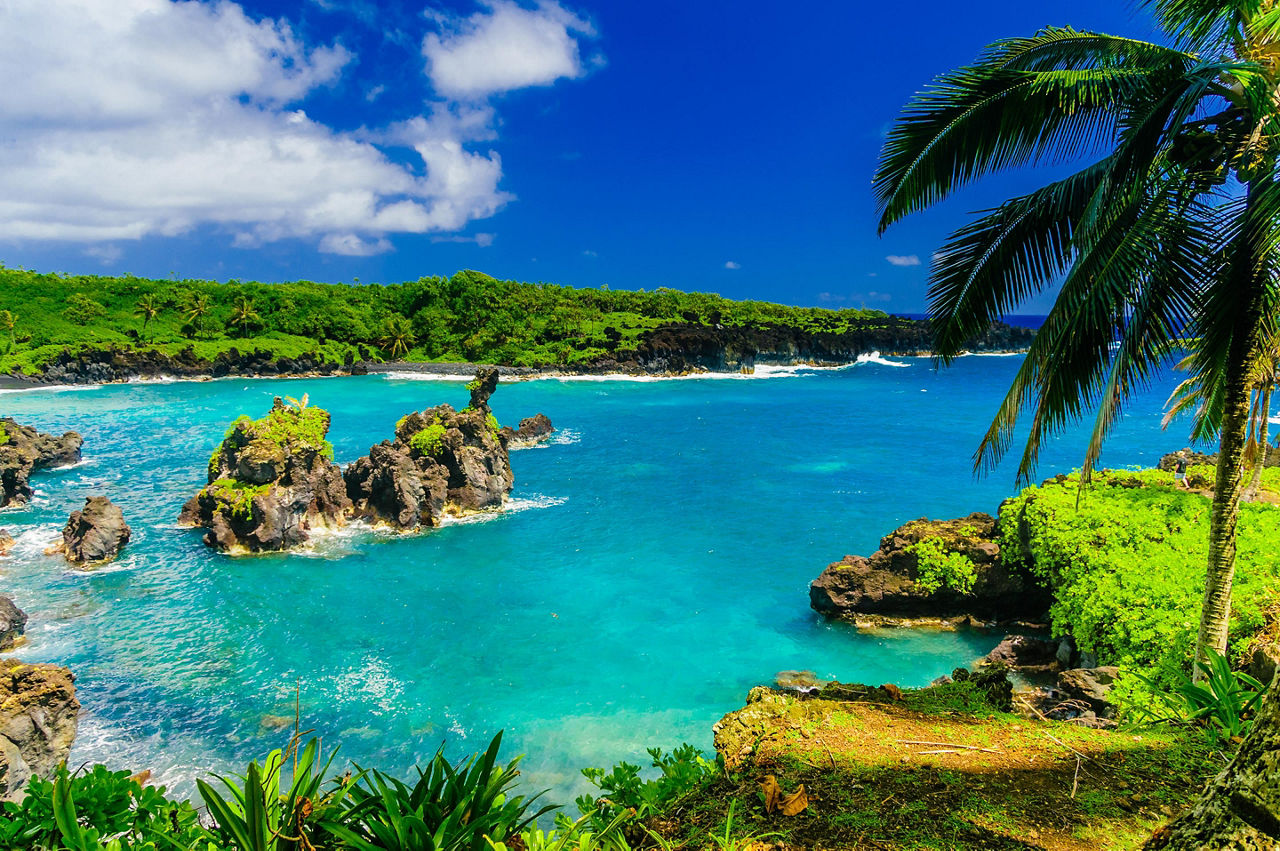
<box><xmin>0</xmin><ymin>383</ymin><xmax>103</xmax><ymax>395</ymax></box>
<box><xmin>437</xmin><ymin>494</ymin><xmax>567</xmax><ymax>527</ymax></box>
<box><xmin>855</xmin><ymin>351</ymin><xmax>910</xmax><ymax>368</ymax></box>
<box><xmin>380</xmin><ymin>371</ymin><xmax>476</xmax><ymax>383</ymax></box>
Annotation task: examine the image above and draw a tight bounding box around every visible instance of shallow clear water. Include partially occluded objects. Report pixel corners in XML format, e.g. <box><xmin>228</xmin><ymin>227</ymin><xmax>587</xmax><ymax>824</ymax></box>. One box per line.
<box><xmin>0</xmin><ymin>357</ymin><xmax>1194</xmax><ymax>800</ymax></box>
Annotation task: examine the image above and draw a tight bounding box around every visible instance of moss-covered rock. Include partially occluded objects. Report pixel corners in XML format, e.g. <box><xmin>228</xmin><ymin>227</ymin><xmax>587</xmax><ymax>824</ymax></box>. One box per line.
<box><xmin>178</xmin><ymin>398</ymin><xmax>349</xmax><ymax>553</ymax></box>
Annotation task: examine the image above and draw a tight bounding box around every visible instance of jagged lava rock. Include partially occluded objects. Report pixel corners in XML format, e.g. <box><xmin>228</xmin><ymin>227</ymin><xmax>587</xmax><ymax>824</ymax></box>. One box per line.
<box><xmin>345</xmin><ymin>368</ymin><xmax>515</xmax><ymax>529</ymax></box>
<box><xmin>809</xmin><ymin>513</ymin><xmax>1051</xmax><ymax>627</ymax></box>
<box><xmin>0</xmin><ymin>418</ymin><xmax>83</xmax><ymax>508</ymax></box>
<box><xmin>0</xmin><ymin>598</ymin><xmax>26</xmax><ymax>650</ymax></box>
<box><xmin>178</xmin><ymin>399</ymin><xmax>350</xmax><ymax>553</ymax></box>
<box><xmin>981</xmin><ymin>634</ymin><xmax>1062</xmax><ymax>673</ymax></box>
<box><xmin>58</xmin><ymin>496</ymin><xmax>131</xmax><ymax>565</ymax></box>
<box><xmin>0</xmin><ymin>659</ymin><xmax>79</xmax><ymax>802</ymax></box>
<box><xmin>498</xmin><ymin>413</ymin><xmax>554</xmax><ymax>449</ymax></box>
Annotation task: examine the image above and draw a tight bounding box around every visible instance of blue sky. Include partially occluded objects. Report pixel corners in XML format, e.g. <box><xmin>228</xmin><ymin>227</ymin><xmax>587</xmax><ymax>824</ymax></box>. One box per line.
<box><xmin>1</xmin><ymin>0</ymin><xmax>1163</xmax><ymax>311</ymax></box>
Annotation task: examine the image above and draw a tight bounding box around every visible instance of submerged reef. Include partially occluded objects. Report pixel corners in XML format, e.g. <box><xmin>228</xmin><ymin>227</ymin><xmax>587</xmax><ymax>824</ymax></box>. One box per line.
<box><xmin>178</xmin><ymin>397</ymin><xmax>350</xmax><ymax>553</ymax></box>
<box><xmin>0</xmin><ymin>418</ymin><xmax>82</xmax><ymax>508</ymax></box>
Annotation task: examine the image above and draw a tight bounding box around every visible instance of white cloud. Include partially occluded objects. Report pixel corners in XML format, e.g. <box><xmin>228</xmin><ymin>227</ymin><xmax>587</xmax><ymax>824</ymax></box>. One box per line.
<box><xmin>0</xmin><ymin>0</ymin><xmax>595</xmax><ymax>253</ymax></box>
<box><xmin>582</xmin><ymin>249</ymin><xmax>598</xmax><ymax>257</ymax></box>
<box><xmin>724</xmin><ymin>261</ymin><xmax>741</xmax><ymax>270</ymax></box>
<box><xmin>431</xmin><ymin>233</ymin><xmax>496</xmax><ymax>247</ymax></box>
<box><xmin>84</xmin><ymin>244</ymin><xmax>123</xmax><ymax>265</ymax></box>
<box><xmin>424</xmin><ymin>1</ymin><xmax>597</xmax><ymax>99</ymax></box>
<box><xmin>885</xmin><ymin>254</ymin><xmax>921</xmax><ymax>267</ymax></box>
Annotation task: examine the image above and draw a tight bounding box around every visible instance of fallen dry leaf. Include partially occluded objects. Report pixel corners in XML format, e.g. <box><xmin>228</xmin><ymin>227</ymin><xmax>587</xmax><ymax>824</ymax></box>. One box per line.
<box><xmin>760</xmin><ymin>774</ymin><xmax>808</xmax><ymax>815</ymax></box>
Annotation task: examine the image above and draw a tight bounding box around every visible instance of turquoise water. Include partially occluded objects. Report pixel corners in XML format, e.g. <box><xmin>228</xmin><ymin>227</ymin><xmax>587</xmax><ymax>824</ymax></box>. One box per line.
<box><xmin>0</xmin><ymin>356</ymin><xmax>1194</xmax><ymax>800</ymax></box>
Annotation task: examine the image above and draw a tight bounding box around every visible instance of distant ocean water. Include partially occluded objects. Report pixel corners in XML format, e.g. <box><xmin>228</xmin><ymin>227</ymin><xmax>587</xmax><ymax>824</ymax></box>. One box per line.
<box><xmin>894</xmin><ymin>313</ymin><xmax>1048</xmax><ymax>330</ymax></box>
<box><xmin>0</xmin><ymin>356</ymin><xmax>1195</xmax><ymax>801</ymax></box>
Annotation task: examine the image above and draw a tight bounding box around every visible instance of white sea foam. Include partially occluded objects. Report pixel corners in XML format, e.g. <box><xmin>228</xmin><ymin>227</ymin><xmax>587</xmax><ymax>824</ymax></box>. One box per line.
<box><xmin>127</xmin><ymin>374</ymin><xmax>182</xmax><ymax>384</ymax></box>
<box><xmin>48</xmin><ymin>458</ymin><xmax>94</xmax><ymax>471</ymax></box>
<box><xmin>855</xmin><ymin>351</ymin><xmax>910</xmax><ymax>368</ymax></box>
<box><xmin>380</xmin><ymin>371</ymin><xmax>475</xmax><ymax>382</ymax></box>
<box><xmin>438</xmin><ymin>494</ymin><xmax>567</xmax><ymax>527</ymax></box>
<box><xmin>8</xmin><ymin>524</ymin><xmax>61</xmax><ymax>556</ymax></box>
<box><xmin>0</xmin><ymin>383</ymin><xmax>103</xmax><ymax>395</ymax></box>
<box><xmin>523</xmin><ymin>428</ymin><xmax>581</xmax><ymax>450</ymax></box>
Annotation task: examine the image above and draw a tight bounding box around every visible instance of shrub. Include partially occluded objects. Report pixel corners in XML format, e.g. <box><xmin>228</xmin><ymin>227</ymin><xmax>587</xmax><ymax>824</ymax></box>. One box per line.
<box><xmin>63</xmin><ymin>293</ymin><xmax>107</xmax><ymax>325</ymax></box>
<box><xmin>907</xmin><ymin>537</ymin><xmax>978</xmax><ymax>594</ymax></box>
<box><xmin>997</xmin><ymin>470</ymin><xmax>1280</xmax><ymax>694</ymax></box>
<box><xmin>410</xmin><ymin>423</ymin><xmax>447</xmax><ymax>456</ymax></box>
<box><xmin>572</xmin><ymin>744</ymin><xmax>718</xmax><ymax>834</ymax></box>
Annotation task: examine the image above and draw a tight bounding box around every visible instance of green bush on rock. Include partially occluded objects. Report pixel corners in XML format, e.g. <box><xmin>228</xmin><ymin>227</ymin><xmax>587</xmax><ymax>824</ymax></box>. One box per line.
<box><xmin>410</xmin><ymin>423</ymin><xmax>447</xmax><ymax>456</ymax></box>
<box><xmin>907</xmin><ymin>537</ymin><xmax>978</xmax><ymax>594</ymax></box>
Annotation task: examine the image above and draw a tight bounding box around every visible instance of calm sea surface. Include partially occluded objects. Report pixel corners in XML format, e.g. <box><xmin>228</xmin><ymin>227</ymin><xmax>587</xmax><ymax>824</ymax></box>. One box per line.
<box><xmin>0</xmin><ymin>355</ymin><xmax>1197</xmax><ymax>799</ymax></box>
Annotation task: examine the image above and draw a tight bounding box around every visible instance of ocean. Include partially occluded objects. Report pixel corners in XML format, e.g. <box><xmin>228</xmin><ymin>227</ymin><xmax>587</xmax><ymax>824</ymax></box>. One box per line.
<box><xmin>0</xmin><ymin>354</ymin><xmax>1198</xmax><ymax>801</ymax></box>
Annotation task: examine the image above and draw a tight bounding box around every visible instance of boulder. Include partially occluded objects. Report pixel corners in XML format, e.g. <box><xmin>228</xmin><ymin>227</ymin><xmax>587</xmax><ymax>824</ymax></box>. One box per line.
<box><xmin>809</xmin><ymin>513</ymin><xmax>1051</xmax><ymax>627</ymax></box>
<box><xmin>0</xmin><ymin>529</ymin><xmax>12</xmax><ymax>557</ymax></box>
<box><xmin>0</xmin><ymin>597</ymin><xmax>26</xmax><ymax>650</ymax></box>
<box><xmin>498</xmin><ymin>413</ymin><xmax>555</xmax><ymax>449</ymax></box>
<box><xmin>178</xmin><ymin>398</ymin><xmax>351</xmax><ymax>553</ymax></box>
<box><xmin>1056</xmin><ymin>666</ymin><xmax>1120</xmax><ymax>715</ymax></box>
<box><xmin>1247</xmin><ymin>642</ymin><xmax>1279</xmax><ymax>687</ymax></box>
<box><xmin>0</xmin><ymin>418</ymin><xmax>83</xmax><ymax>508</ymax></box>
<box><xmin>981</xmin><ymin>634</ymin><xmax>1062</xmax><ymax>673</ymax></box>
<box><xmin>59</xmin><ymin>496</ymin><xmax>131</xmax><ymax>565</ymax></box>
<box><xmin>345</xmin><ymin>370</ymin><xmax>515</xmax><ymax>530</ymax></box>
<box><xmin>0</xmin><ymin>659</ymin><xmax>79</xmax><ymax>802</ymax></box>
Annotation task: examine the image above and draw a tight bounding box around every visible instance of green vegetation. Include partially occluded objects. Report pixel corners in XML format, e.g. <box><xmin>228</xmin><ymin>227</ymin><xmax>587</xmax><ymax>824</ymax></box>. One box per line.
<box><xmin>997</xmin><ymin>468</ymin><xmax>1280</xmax><ymax>702</ymax></box>
<box><xmin>231</xmin><ymin>403</ymin><xmax>334</xmax><ymax>461</ymax></box>
<box><xmin>410</xmin><ymin>423</ymin><xmax>447</xmax><ymax>456</ymax></box>
<box><xmin>1134</xmin><ymin>648</ymin><xmax>1268</xmax><ymax>746</ymax></box>
<box><xmin>203</xmin><ymin>479</ymin><xmax>270</xmax><ymax>520</ymax></box>
<box><xmin>906</xmin><ymin>537</ymin><xmax>978</xmax><ymax>594</ymax></box>
<box><xmin>0</xmin><ymin>422</ymin><xmax>8</xmax><ymax>446</ymax></box>
<box><xmin>0</xmin><ymin>267</ymin><xmax>891</xmax><ymax>375</ymax></box>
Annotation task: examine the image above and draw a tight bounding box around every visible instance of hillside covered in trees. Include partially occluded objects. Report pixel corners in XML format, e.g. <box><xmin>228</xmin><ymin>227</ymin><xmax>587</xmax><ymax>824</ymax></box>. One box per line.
<box><xmin>0</xmin><ymin>267</ymin><xmax>1031</xmax><ymax>379</ymax></box>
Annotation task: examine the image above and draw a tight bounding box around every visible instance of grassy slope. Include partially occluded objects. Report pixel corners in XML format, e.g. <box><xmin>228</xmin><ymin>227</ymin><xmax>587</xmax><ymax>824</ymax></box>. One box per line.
<box><xmin>659</xmin><ymin>686</ymin><xmax>1216</xmax><ymax>851</ymax></box>
<box><xmin>0</xmin><ymin>267</ymin><xmax>893</xmax><ymax>374</ymax></box>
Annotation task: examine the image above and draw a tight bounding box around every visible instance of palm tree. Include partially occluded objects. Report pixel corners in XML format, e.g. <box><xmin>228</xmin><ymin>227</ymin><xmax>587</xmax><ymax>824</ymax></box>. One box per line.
<box><xmin>874</xmin><ymin>1</ymin><xmax>1280</xmax><ymax>674</ymax></box>
<box><xmin>134</xmin><ymin>294</ymin><xmax>160</xmax><ymax>340</ymax></box>
<box><xmin>378</xmin><ymin>315</ymin><xmax>415</xmax><ymax>359</ymax></box>
<box><xmin>228</xmin><ymin>294</ymin><xmax>261</xmax><ymax>337</ymax></box>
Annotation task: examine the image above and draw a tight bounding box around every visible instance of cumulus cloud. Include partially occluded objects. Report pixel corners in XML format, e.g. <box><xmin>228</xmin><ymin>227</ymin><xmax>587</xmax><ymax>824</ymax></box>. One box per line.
<box><xmin>724</xmin><ymin>261</ymin><xmax>741</xmax><ymax>270</ymax></box>
<box><xmin>431</xmin><ymin>233</ymin><xmax>496</xmax><ymax>247</ymax></box>
<box><xmin>424</xmin><ymin>1</ymin><xmax>598</xmax><ymax>99</ymax></box>
<box><xmin>885</xmin><ymin>254</ymin><xmax>921</xmax><ymax>267</ymax></box>
<box><xmin>0</xmin><ymin>0</ymin><xmax>595</xmax><ymax>254</ymax></box>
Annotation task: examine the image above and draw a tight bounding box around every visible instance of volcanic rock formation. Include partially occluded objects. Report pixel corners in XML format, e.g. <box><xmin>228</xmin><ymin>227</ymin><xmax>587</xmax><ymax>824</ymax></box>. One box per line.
<box><xmin>178</xmin><ymin>397</ymin><xmax>350</xmax><ymax>553</ymax></box>
<box><xmin>809</xmin><ymin>513</ymin><xmax>1051</xmax><ymax>627</ymax></box>
<box><xmin>0</xmin><ymin>659</ymin><xmax>79</xmax><ymax>802</ymax></box>
<box><xmin>0</xmin><ymin>418</ymin><xmax>82</xmax><ymax>508</ymax></box>
<box><xmin>55</xmin><ymin>496</ymin><xmax>131</xmax><ymax>565</ymax></box>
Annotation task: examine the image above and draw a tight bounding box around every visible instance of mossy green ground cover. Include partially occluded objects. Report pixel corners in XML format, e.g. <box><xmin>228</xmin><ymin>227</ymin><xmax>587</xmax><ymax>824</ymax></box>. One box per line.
<box><xmin>0</xmin><ymin>266</ymin><xmax>890</xmax><ymax>373</ymax></box>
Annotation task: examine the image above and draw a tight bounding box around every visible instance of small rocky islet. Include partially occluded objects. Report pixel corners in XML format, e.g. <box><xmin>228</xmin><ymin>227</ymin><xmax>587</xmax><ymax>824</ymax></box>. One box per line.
<box><xmin>178</xmin><ymin>367</ymin><xmax>554</xmax><ymax>552</ymax></box>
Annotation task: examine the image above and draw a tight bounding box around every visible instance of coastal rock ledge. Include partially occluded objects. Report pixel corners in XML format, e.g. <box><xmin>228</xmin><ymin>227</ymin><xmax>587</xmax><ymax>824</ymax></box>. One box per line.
<box><xmin>808</xmin><ymin>513</ymin><xmax>1051</xmax><ymax>628</ymax></box>
<box><xmin>0</xmin><ymin>659</ymin><xmax>79</xmax><ymax>802</ymax></box>
<box><xmin>0</xmin><ymin>418</ymin><xmax>83</xmax><ymax>508</ymax></box>
<box><xmin>178</xmin><ymin>398</ymin><xmax>351</xmax><ymax>553</ymax></box>
<box><xmin>53</xmin><ymin>496</ymin><xmax>131</xmax><ymax>565</ymax></box>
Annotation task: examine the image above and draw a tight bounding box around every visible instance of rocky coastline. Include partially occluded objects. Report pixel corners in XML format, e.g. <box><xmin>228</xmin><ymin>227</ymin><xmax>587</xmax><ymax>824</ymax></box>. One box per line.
<box><xmin>0</xmin><ymin>418</ymin><xmax>83</xmax><ymax>508</ymax></box>
<box><xmin>0</xmin><ymin>318</ymin><xmax>1037</xmax><ymax>388</ymax></box>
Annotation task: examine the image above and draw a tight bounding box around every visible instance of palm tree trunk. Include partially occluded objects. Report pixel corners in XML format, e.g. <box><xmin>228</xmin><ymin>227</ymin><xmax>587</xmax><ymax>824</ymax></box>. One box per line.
<box><xmin>1197</xmin><ymin>182</ymin><xmax>1267</xmax><ymax>679</ymax></box>
<box><xmin>1247</xmin><ymin>385</ymin><xmax>1272</xmax><ymax>501</ymax></box>
<box><xmin>1143</xmin><ymin>674</ymin><xmax>1280</xmax><ymax>849</ymax></box>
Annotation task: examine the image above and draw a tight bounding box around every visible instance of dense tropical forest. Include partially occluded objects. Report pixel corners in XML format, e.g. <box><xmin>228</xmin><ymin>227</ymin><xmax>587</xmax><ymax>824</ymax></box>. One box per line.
<box><xmin>0</xmin><ymin>266</ymin><xmax>895</xmax><ymax>375</ymax></box>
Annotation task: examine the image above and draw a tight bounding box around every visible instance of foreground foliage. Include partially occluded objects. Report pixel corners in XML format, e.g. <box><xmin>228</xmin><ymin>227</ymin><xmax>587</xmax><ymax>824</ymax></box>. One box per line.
<box><xmin>0</xmin><ymin>267</ymin><xmax>889</xmax><ymax>374</ymax></box>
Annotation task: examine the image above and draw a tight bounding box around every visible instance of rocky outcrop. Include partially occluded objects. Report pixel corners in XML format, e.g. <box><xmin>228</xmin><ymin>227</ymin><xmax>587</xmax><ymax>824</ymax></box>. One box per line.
<box><xmin>809</xmin><ymin>513</ymin><xmax>1051</xmax><ymax>627</ymax></box>
<box><xmin>0</xmin><ymin>529</ymin><xmax>12</xmax><ymax>557</ymax></box>
<box><xmin>22</xmin><ymin>345</ymin><xmax>352</xmax><ymax>386</ymax></box>
<box><xmin>1159</xmin><ymin>446</ymin><xmax>1280</xmax><ymax>471</ymax></box>
<box><xmin>499</xmin><ymin>413</ymin><xmax>554</xmax><ymax>449</ymax></box>
<box><xmin>980</xmin><ymin>634</ymin><xmax>1064</xmax><ymax>674</ymax></box>
<box><xmin>178</xmin><ymin>399</ymin><xmax>350</xmax><ymax>553</ymax></box>
<box><xmin>581</xmin><ymin>319</ymin><xmax>1037</xmax><ymax>374</ymax></box>
<box><xmin>345</xmin><ymin>368</ymin><xmax>515</xmax><ymax>530</ymax></box>
<box><xmin>0</xmin><ymin>598</ymin><xmax>26</xmax><ymax>650</ymax></box>
<box><xmin>0</xmin><ymin>418</ymin><xmax>83</xmax><ymax>508</ymax></box>
<box><xmin>55</xmin><ymin>496</ymin><xmax>131</xmax><ymax>565</ymax></box>
<box><xmin>0</xmin><ymin>659</ymin><xmax>79</xmax><ymax>802</ymax></box>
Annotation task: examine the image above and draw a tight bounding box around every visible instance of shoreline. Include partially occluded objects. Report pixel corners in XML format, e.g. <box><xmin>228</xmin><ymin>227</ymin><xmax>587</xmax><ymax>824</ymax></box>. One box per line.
<box><xmin>0</xmin><ymin>348</ymin><xmax>1031</xmax><ymax>392</ymax></box>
